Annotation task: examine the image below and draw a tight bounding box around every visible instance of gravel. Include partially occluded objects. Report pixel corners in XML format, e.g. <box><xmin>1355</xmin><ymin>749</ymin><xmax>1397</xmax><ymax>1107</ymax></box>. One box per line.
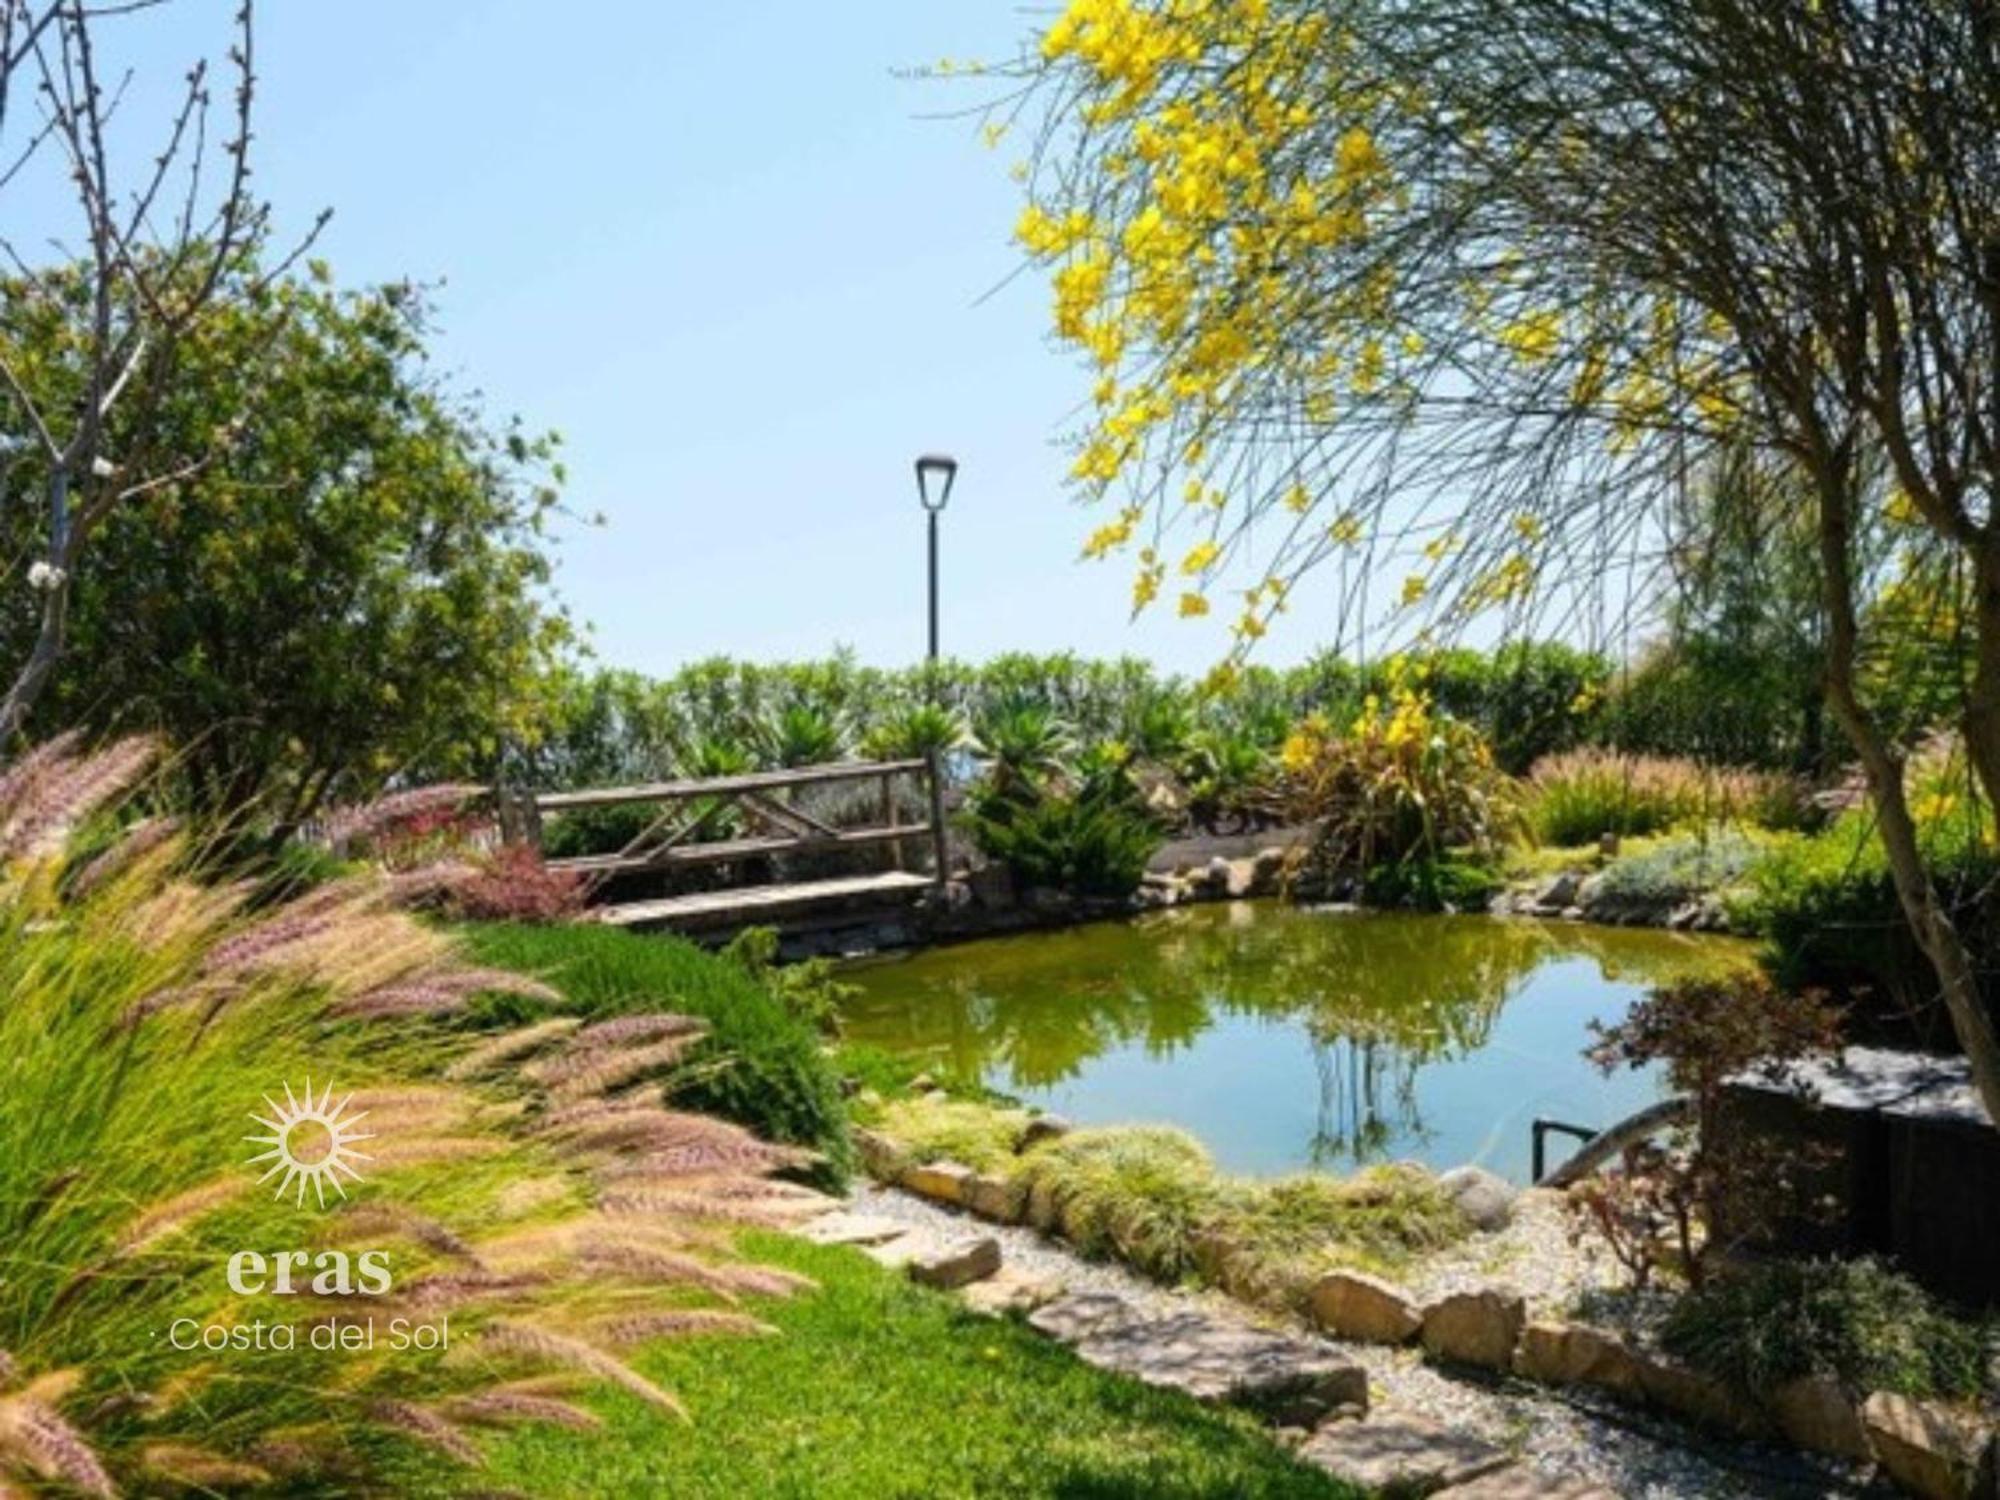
<box><xmin>849</xmin><ymin>1184</ymin><xmax>1884</xmax><ymax>1500</ymax></box>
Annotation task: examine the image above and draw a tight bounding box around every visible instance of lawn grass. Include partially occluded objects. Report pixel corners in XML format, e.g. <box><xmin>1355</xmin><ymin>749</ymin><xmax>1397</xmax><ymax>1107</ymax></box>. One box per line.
<box><xmin>471</xmin><ymin>1232</ymin><xmax>1357</xmax><ymax>1500</ymax></box>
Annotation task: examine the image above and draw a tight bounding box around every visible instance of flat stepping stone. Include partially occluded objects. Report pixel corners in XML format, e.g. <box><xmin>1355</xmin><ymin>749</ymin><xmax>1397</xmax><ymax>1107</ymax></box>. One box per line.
<box><xmin>906</xmin><ymin>1234</ymin><xmax>1001</xmax><ymax>1289</ymax></box>
<box><xmin>960</xmin><ymin>1266</ymin><xmax>1064</xmax><ymax>1316</ymax></box>
<box><xmin>1028</xmin><ymin>1291</ymin><xmax>1367</xmax><ymax>1425</ymax></box>
<box><xmin>1432</xmin><ymin>1464</ymin><xmax>1620</xmax><ymax>1499</ymax></box>
<box><xmin>798</xmin><ymin>1211</ymin><xmax>910</xmax><ymax>1247</ymax></box>
<box><xmin>1298</xmin><ymin>1414</ymin><xmax>1511</xmax><ymax>1493</ymax></box>
<box><xmin>861</xmin><ymin>1230</ymin><xmax>939</xmax><ymax>1269</ymax></box>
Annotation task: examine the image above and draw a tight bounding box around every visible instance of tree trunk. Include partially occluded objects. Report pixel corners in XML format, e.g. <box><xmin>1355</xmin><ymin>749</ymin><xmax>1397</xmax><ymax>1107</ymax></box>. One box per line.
<box><xmin>1817</xmin><ymin>459</ymin><xmax>2000</xmax><ymax>1126</ymax></box>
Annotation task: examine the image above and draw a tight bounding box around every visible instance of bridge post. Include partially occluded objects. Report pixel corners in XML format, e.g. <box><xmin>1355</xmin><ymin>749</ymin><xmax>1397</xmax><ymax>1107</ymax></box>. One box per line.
<box><xmin>924</xmin><ymin>750</ymin><xmax>949</xmax><ymax>891</ymax></box>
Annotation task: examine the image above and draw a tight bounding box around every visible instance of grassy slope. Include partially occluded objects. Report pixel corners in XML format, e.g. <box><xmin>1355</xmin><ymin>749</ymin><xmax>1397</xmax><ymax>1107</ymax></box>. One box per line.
<box><xmin>460</xmin><ymin>921</ymin><xmax>853</xmax><ymax>1180</ymax></box>
<box><xmin>474</xmin><ymin>1233</ymin><xmax>1355</xmax><ymax>1500</ymax></box>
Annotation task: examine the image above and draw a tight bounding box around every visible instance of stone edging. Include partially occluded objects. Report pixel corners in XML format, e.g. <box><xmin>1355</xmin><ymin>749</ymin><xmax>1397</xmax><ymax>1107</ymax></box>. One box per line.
<box><xmin>856</xmin><ymin>1126</ymin><xmax>1998</xmax><ymax>1500</ymax></box>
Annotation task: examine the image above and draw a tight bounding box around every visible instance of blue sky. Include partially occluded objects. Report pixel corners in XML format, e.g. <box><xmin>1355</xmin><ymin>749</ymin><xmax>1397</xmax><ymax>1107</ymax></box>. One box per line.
<box><xmin>37</xmin><ymin>0</ymin><xmax>1339</xmax><ymax>679</ymax></box>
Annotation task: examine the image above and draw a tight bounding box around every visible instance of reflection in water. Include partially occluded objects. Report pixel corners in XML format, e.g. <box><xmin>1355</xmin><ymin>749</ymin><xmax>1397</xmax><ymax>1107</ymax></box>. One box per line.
<box><xmin>839</xmin><ymin>906</ymin><xmax>1751</xmax><ymax>1181</ymax></box>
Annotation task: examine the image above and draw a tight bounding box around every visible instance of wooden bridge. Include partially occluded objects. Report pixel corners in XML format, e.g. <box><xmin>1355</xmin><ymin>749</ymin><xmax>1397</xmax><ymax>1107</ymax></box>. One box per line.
<box><xmin>501</xmin><ymin>756</ymin><xmax>948</xmax><ymax>935</ymax></box>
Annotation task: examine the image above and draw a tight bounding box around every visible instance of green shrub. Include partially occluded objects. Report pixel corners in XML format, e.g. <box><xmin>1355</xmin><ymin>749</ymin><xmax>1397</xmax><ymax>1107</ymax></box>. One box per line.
<box><xmin>1284</xmin><ymin>683</ymin><xmax>1520</xmax><ymax>883</ymax></box>
<box><xmin>1594</xmin><ymin>828</ymin><xmax>1764</xmax><ymax>904</ymax></box>
<box><xmin>1013</xmin><ymin>1127</ymin><xmax>1220</xmax><ymax>1281</ymax></box>
<box><xmin>965</xmin><ymin>784</ymin><xmax>1164</xmax><ymax>898</ymax></box>
<box><xmin>1210</xmin><ymin>1167</ymin><xmax>1469</xmax><ymax>1301</ymax></box>
<box><xmin>460</xmin><ymin>922</ymin><xmax>853</xmax><ymax>1183</ymax></box>
<box><xmin>1735</xmin><ymin>792</ymin><xmax>2000</xmax><ymax>1043</ymax></box>
<box><xmin>1362</xmin><ymin>855</ymin><xmax>1503</xmax><ymax>912</ymax></box>
<box><xmin>874</xmin><ymin>1094</ymin><xmax>1031</xmax><ymax>1172</ymax></box>
<box><xmin>1662</xmin><ymin>1258</ymin><xmax>1994</xmax><ymax>1400</ymax></box>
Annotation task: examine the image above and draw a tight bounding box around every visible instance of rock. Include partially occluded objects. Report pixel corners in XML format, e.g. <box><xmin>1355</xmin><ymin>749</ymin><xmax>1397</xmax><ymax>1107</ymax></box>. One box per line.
<box><xmin>1307</xmin><ymin>1270</ymin><xmax>1424</xmax><ymax>1345</ymax></box>
<box><xmin>1203</xmin><ymin>855</ymin><xmax>1232</xmax><ymax>891</ymax></box>
<box><xmin>1024</xmin><ymin>885</ymin><xmax>1072</xmax><ymax>916</ymax></box>
<box><xmin>959</xmin><ymin>1265</ymin><xmax>1063</xmax><ymax>1316</ymax></box>
<box><xmin>1027</xmin><ymin>1290</ymin><xmax>1149</xmax><ymax>1343</ymax></box>
<box><xmin>1296</xmin><ymin>1414</ymin><xmax>1511</xmax><ymax>1492</ymax></box>
<box><xmin>901</xmin><ymin>1160</ymin><xmax>974</xmax><ymax>1206</ymax></box>
<box><xmin>1431</xmin><ymin>1466</ymin><xmax>1621</xmax><ymax>1498</ymax></box>
<box><xmin>862</xmin><ymin>1231</ymin><xmax>932</xmax><ymax>1269</ymax></box>
<box><xmin>1513</xmin><ymin>1320</ymin><xmax>1645</xmax><ymax>1399</ymax></box>
<box><xmin>905</xmin><ymin>1235</ymin><xmax>1001</xmax><ymax>1290</ymax></box>
<box><xmin>907</xmin><ymin>1072</ymin><xmax>936</xmax><ymax>1093</ymax></box>
<box><xmin>1224</xmin><ymin>857</ymin><xmax>1259</xmax><ymax>898</ymax></box>
<box><xmin>1536</xmin><ymin>871</ymin><xmax>1582</xmax><ymax>908</ymax></box>
<box><xmin>1018</xmin><ymin>1114</ymin><xmax>1072</xmax><ymax>1150</ymax></box>
<box><xmin>966</xmin><ymin>862</ymin><xmax>1014</xmax><ymax>909</ymax></box>
<box><xmin>797</xmin><ymin>1211</ymin><xmax>910</xmax><ymax>1248</ymax></box>
<box><xmin>853</xmin><ymin>1127</ymin><xmax>906</xmax><ymax>1181</ymax></box>
<box><xmin>1766</xmin><ymin>1374</ymin><xmax>1871</xmax><ymax>1462</ymax></box>
<box><xmin>1029</xmin><ymin>1291</ymin><xmax>1367</xmax><ymax>1425</ymax></box>
<box><xmin>1862</xmin><ymin>1392</ymin><xmax>1992</xmax><ymax>1500</ymax></box>
<box><xmin>1438</xmin><ymin>1165</ymin><xmax>1520</xmax><ymax>1231</ymax></box>
<box><xmin>1631</xmin><ymin>1350</ymin><xmax>1768</xmax><ymax>1438</ymax></box>
<box><xmin>1421</xmin><ymin>1288</ymin><xmax>1526</xmax><ymax>1370</ymax></box>
<box><xmin>962</xmin><ymin>1170</ymin><xmax>1023</xmax><ymax>1223</ymax></box>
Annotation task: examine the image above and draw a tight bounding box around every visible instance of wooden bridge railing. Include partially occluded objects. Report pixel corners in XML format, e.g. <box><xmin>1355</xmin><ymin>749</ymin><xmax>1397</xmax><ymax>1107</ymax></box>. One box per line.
<box><xmin>498</xmin><ymin>756</ymin><xmax>949</xmax><ymax>925</ymax></box>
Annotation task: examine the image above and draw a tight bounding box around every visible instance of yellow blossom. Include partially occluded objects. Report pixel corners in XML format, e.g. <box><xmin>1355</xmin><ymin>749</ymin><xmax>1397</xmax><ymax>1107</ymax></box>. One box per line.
<box><xmin>1180</xmin><ymin>539</ymin><xmax>1220</xmax><ymax>574</ymax></box>
<box><xmin>1178</xmin><ymin>590</ymin><xmax>1211</xmax><ymax>617</ymax></box>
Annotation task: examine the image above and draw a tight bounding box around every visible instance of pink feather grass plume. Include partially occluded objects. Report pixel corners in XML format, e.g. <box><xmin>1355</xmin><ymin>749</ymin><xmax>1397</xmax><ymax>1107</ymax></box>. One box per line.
<box><xmin>0</xmin><ymin>742</ymin><xmax>828</xmax><ymax>1494</ymax></box>
<box><xmin>319</xmin><ymin>783</ymin><xmax>485</xmax><ymax>855</ymax></box>
<box><xmin>0</xmin><ymin>735</ymin><xmax>160</xmax><ymax>865</ymax></box>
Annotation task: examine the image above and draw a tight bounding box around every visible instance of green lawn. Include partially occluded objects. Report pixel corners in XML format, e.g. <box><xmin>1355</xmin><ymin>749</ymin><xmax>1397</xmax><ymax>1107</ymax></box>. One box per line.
<box><xmin>471</xmin><ymin>1232</ymin><xmax>1357</xmax><ymax>1500</ymax></box>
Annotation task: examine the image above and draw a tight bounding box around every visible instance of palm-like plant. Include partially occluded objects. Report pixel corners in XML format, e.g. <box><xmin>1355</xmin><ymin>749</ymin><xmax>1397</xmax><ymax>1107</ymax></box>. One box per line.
<box><xmin>972</xmin><ymin>702</ymin><xmax>1075</xmax><ymax>800</ymax></box>
<box><xmin>859</xmin><ymin>702</ymin><xmax>966</xmax><ymax>762</ymax></box>
<box><xmin>1125</xmin><ymin>693</ymin><xmax>1196</xmax><ymax>762</ymax></box>
<box><xmin>756</xmin><ymin>704</ymin><xmax>849</xmax><ymax>769</ymax></box>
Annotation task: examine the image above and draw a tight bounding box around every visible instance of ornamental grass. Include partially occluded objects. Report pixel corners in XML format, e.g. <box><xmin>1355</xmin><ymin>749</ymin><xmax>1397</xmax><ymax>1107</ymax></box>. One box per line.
<box><xmin>0</xmin><ymin>736</ymin><xmax>821</xmax><ymax>1495</ymax></box>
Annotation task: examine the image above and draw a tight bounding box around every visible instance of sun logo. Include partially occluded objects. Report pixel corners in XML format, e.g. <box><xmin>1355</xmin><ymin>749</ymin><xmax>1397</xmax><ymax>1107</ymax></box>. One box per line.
<box><xmin>246</xmin><ymin>1079</ymin><xmax>374</xmax><ymax>1208</ymax></box>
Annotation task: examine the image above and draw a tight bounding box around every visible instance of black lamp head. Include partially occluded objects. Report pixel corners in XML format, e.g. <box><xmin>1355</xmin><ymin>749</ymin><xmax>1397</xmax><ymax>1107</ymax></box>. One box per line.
<box><xmin>914</xmin><ymin>453</ymin><xmax>959</xmax><ymax>513</ymax></box>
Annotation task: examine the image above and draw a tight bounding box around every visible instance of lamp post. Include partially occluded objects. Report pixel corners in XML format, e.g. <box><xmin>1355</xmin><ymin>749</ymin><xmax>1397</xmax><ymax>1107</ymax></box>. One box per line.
<box><xmin>914</xmin><ymin>453</ymin><xmax>957</xmax><ymax>662</ymax></box>
<box><xmin>913</xmin><ymin>453</ymin><xmax>958</xmax><ymax>894</ymax></box>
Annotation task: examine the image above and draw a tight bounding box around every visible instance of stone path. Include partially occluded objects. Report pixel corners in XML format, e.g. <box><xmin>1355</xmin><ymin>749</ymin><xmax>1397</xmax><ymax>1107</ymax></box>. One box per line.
<box><xmin>820</xmin><ymin>1184</ymin><xmax>1886</xmax><ymax>1500</ymax></box>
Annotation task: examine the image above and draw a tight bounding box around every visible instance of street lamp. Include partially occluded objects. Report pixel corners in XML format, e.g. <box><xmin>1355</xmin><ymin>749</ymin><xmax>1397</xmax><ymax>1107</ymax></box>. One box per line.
<box><xmin>914</xmin><ymin>453</ymin><xmax>958</xmax><ymax>662</ymax></box>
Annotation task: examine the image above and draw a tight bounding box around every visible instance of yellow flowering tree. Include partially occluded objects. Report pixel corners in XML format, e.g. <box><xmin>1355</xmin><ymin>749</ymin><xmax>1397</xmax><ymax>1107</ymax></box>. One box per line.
<box><xmin>985</xmin><ymin>0</ymin><xmax>2000</xmax><ymax>1122</ymax></box>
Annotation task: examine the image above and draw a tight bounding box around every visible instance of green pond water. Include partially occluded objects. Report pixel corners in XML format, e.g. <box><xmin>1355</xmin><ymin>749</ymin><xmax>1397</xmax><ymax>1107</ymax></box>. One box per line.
<box><xmin>839</xmin><ymin>904</ymin><xmax>1754</xmax><ymax>1184</ymax></box>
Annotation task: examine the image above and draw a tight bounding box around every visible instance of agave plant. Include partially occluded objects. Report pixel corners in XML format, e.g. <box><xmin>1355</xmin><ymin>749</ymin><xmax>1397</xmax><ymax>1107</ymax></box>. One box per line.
<box><xmin>754</xmin><ymin>704</ymin><xmax>849</xmax><ymax>769</ymax></box>
<box><xmin>858</xmin><ymin>703</ymin><xmax>965</xmax><ymax>763</ymax></box>
<box><xmin>0</xmin><ymin>739</ymin><xmax>823</xmax><ymax>1495</ymax></box>
<box><xmin>1123</xmin><ymin>693</ymin><xmax>1196</xmax><ymax>763</ymax></box>
<box><xmin>971</xmin><ymin>701</ymin><xmax>1075</xmax><ymax>801</ymax></box>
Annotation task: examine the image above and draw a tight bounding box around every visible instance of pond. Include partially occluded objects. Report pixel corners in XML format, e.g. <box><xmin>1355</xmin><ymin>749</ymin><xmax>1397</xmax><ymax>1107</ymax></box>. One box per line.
<box><xmin>838</xmin><ymin>904</ymin><xmax>1754</xmax><ymax>1184</ymax></box>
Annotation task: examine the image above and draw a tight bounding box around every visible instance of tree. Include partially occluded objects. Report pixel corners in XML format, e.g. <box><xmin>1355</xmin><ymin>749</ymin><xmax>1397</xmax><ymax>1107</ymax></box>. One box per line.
<box><xmin>995</xmin><ymin>0</ymin><xmax>2000</xmax><ymax>1119</ymax></box>
<box><xmin>0</xmin><ymin>266</ymin><xmax>571</xmax><ymax>824</ymax></box>
<box><xmin>0</xmin><ymin>1</ymin><xmax>316</xmax><ymax>742</ymax></box>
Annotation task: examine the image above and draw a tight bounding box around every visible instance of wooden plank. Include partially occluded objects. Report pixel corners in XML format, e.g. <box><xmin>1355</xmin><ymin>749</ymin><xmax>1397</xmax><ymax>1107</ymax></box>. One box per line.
<box><xmin>593</xmin><ymin>871</ymin><xmax>932</xmax><ymax>930</ymax></box>
<box><xmin>739</xmin><ymin>790</ymin><xmax>841</xmax><ymax>839</ymax></box>
<box><xmin>536</xmin><ymin>760</ymin><xmax>926</xmax><ymax>813</ymax></box>
<box><xmin>547</xmin><ymin>823</ymin><xmax>932</xmax><ymax>876</ymax></box>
